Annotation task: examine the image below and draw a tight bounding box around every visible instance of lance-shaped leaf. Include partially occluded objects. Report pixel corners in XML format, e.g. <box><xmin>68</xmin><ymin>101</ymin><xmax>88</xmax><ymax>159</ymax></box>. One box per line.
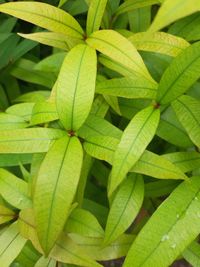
<box><xmin>108</xmin><ymin>106</ymin><xmax>160</xmax><ymax>196</ymax></box>
<box><xmin>0</xmin><ymin>128</ymin><xmax>65</xmax><ymax>153</ymax></box>
<box><xmin>0</xmin><ymin>168</ymin><xmax>31</xmax><ymax>209</ymax></box>
<box><xmin>156</xmin><ymin>41</ymin><xmax>200</xmax><ymax>105</ymax></box>
<box><xmin>115</xmin><ymin>0</ymin><xmax>160</xmax><ymax>16</ymax></box>
<box><xmin>0</xmin><ymin>223</ymin><xmax>27</xmax><ymax>267</ymax></box>
<box><xmin>19</xmin><ymin>32</ymin><xmax>81</xmax><ymax>51</ymax></box>
<box><xmin>69</xmin><ymin>233</ymin><xmax>134</xmax><ymax>261</ymax></box>
<box><xmin>56</xmin><ymin>44</ymin><xmax>97</xmax><ymax>131</ymax></box>
<box><xmin>172</xmin><ymin>95</ymin><xmax>200</xmax><ymax>147</ymax></box>
<box><xmin>34</xmin><ymin>135</ymin><xmax>83</xmax><ymax>254</ymax></box>
<box><xmin>0</xmin><ymin>113</ymin><xmax>28</xmax><ymax>130</ymax></box>
<box><xmin>149</xmin><ymin>0</ymin><xmax>200</xmax><ymax>32</ymax></box>
<box><xmin>96</xmin><ymin>77</ymin><xmax>157</xmax><ymax>99</ymax></box>
<box><xmin>0</xmin><ymin>154</ymin><xmax>32</xmax><ymax>167</ymax></box>
<box><xmin>123</xmin><ymin>176</ymin><xmax>200</xmax><ymax>267</ymax></box>
<box><xmin>35</xmin><ymin>256</ymin><xmax>56</xmax><ymax>267</ymax></box>
<box><xmin>64</xmin><ymin>208</ymin><xmax>104</xmax><ymax>238</ymax></box>
<box><xmin>0</xmin><ymin>204</ymin><xmax>15</xmax><ymax>225</ymax></box>
<box><xmin>104</xmin><ymin>174</ymin><xmax>144</xmax><ymax>245</ymax></box>
<box><xmin>163</xmin><ymin>151</ymin><xmax>200</xmax><ymax>173</ymax></box>
<box><xmin>129</xmin><ymin>32</ymin><xmax>189</xmax><ymax>57</ymax></box>
<box><xmin>183</xmin><ymin>241</ymin><xmax>200</xmax><ymax>267</ymax></box>
<box><xmin>0</xmin><ymin>2</ymin><xmax>84</xmax><ymax>39</ymax></box>
<box><xmin>86</xmin><ymin>30</ymin><xmax>155</xmax><ymax>82</ymax></box>
<box><xmin>86</xmin><ymin>0</ymin><xmax>108</xmax><ymax>36</ymax></box>
<box><xmin>18</xmin><ymin>209</ymin><xmax>43</xmax><ymax>253</ymax></box>
<box><xmin>50</xmin><ymin>234</ymin><xmax>102</xmax><ymax>267</ymax></box>
<box><xmin>84</xmin><ymin>136</ymin><xmax>186</xmax><ymax>180</ymax></box>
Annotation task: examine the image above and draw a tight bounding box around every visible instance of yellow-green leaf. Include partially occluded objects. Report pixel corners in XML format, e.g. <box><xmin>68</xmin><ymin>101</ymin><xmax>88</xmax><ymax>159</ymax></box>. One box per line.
<box><xmin>104</xmin><ymin>174</ymin><xmax>144</xmax><ymax>245</ymax></box>
<box><xmin>0</xmin><ymin>204</ymin><xmax>15</xmax><ymax>225</ymax></box>
<box><xmin>0</xmin><ymin>168</ymin><xmax>31</xmax><ymax>209</ymax></box>
<box><xmin>123</xmin><ymin>176</ymin><xmax>200</xmax><ymax>267</ymax></box>
<box><xmin>156</xmin><ymin>41</ymin><xmax>200</xmax><ymax>105</ymax></box>
<box><xmin>0</xmin><ymin>223</ymin><xmax>27</xmax><ymax>267</ymax></box>
<box><xmin>149</xmin><ymin>0</ymin><xmax>200</xmax><ymax>32</ymax></box>
<box><xmin>56</xmin><ymin>44</ymin><xmax>97</xmax><ymax>131</ymax></box>
<box><xmin>0</xmin><ymin>2</ymin><xmax>84</xmax><ymax>39</ymax></box>
<box><xmin>109</xmin><ymin>106</ymin><xmax>160</xmax><ymax>196</ymax></box>
<box><xmin>172</xmin><ymin>95</ymin><xmax>200</xmax><ymax>148</ymax></box>
<box><xmin>34</xmin><ymin>135</ymin><xmax>83</xmax><ymax>254</ymax></box>
<box><xmin>86</xmin><ymin>0</ymin><xmax>108</xmax><ymax>36</ymax></box>
<box><xmin>86</xmin><ymin>30</ymin><xmax>155</xmax><ymax>82</ymax></box>
<box><xmin>129</xmin><ymin>31</ymin><xmax>189</xmax><ymax>57</ymax></box>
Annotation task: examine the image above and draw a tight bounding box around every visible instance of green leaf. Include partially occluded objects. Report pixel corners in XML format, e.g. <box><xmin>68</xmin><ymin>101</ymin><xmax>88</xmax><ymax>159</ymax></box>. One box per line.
<box><xmin>149</xmin><ymin>0</ymin><xmax>200</xmax><ymax>32</ymax></box>
<box><xmin>50</xmin><ymin>234</ymin><xmax>102</xmax><ymax>267</ymax></box>
<box><xmin>64</xmin><ymin>208</ymin><xmax>104</xmax><ymax>238</ymax></box>
<box><xmin>0</xmin><ymin>154</ymin><xmax>33</xmax><ymax>167</ymax></box>
<box><xmin>129</xmin><ymin>31</ymin><xmax>189</xmax><ymax>57</ymax></box>
<box><xmin>0</xmin><ymin>222</ymin><xmax>27</xmax><ymax>267</ymax></box>
<box><xmin>6</xmin><ymin>102</ymin><xmax>34</xmax><ymax>122</ymax></box>
<box><xmin>30</xmin><ymin>102</ymin><xmax>58</xmax><ymax>126</ymax></box>
<box><xmin>123</xmin><ymin>176</ymin><xmax>200</xmax><ymax>267</ymax></box>
<box><xmin>18</xmin><ymin>32</ymin><xmax>81</xmax><ymax>51</ymax></box>
<box><xmin>128</xmin><ymin>6</ymin><xmax>151</xmax><ymax>33</ymax></box>
<box><xmin>183</xmin><ymin>241</ymin><xmax>200</xmax><ymax>267</ymax></box>
<box><xmin>18</xmin><ymin>209</ymin><xmax>43</xmax><ymax>253</ymax></box>
<box><xmin>163</xmin><ymin>151</ymin><xmax>200</xmax><ymax>173</ymax></box>
<box><xmin>35</xmin><ymin>256</ymin><xmax>56</xmax><ymax>267</ymax></box>
<box><xmin>86</xmin><ymin>30</ymin><xmax>155</xmax><ymax>82</ymax></box>
<box><xmin>109</xmin><ymin>106</ymin><xmax>160</xmax><ymax>196</ymax></box>
<box><xmin>0</xmin><ymin>204</ymin><xmax>15</xmax><ymax>225</ymax></box>
<box><xmin>0</xmin><ymin>128</ymin><xmax>65</xmax><ymax>153</ymax></box>
<box><xmin>56</xmin><ymin>44</ymin><xmax>97</xmax><ymax>131</ymax></box>
<box><xmin>69</xmin><ymin>233</ymin><xmax>134</xmax><ymax>261</ymax></box>
<box><xmin>0</xmin><ymin>1</ymin><xmax>84</xmax><ymax>39</ymax></box>
<box><xmin>34</xmin><ymin>135</ymin><xmax>83</xmax><ymax>254</ymax></box>
<box><xmin>156</xmin><ymin>41</ymin><xmax>200</xmax><ymax>105</ymax></box>
<box><xmin>86</xmin><ymin>0</ymin><xmax>108</xmax><ymax>36</ymax></box>
<box><xmin>172</xmin><ymin>95</ymin><xmax>200</xmax><ymax>147</ymax></box>
<box><xmin>0</xmin><ymin>113</ymin><xmax>28</xmax><ymax>130</ymax></box>
<box><xmin>104</xmin><ymin>174</ymin><xmax>144</xmax><ymax>245</ymax></box>
<box><xmin>96</xmin><ymin>77</ymin><xmax>157</xmax><ymax>99</ymax></box>
<box><xmin>0</xmin><ymin>168</ymin><xmax>31</xmax><ymax>209</ymax></box>
<box><xmin>78</xmin><ymin>114</ymin><xmax>122</xmax><ymax>140</ymax></box>
<box><xmin>115</xmin><ymin>0</ymin><xmax>160</xmax><ymax>16</ymax></box>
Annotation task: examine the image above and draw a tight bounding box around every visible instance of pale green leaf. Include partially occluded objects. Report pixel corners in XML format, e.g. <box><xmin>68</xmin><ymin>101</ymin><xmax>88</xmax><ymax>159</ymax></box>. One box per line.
<box><xmin>0</xmin><ymin>204</ymin><xmax>15</xmax><ymax>225</ymax></box>
<box><xmin>64</xmin><ymin>208</ymin><xmax>104</xmax><ymax>238</ymax></box>
<box><xmin>109</xmin><ymin>106</ymin><xmax>160</xmax><ymax>196</ymax></box>
<box><xmin>0</xmin><ymin>168</ymin><xmax>31</xmax><ymax>209</ymax></box>
<box><xmin>56</xmin><ymin>44</ymin><xmax>97</xmax><ymax>131</ymax></box>
<box><xmin>104</xmin><ymin>174</ymin><xmax>144</xmax><ymax>245</ymax></box>
<box><xmin>149</xmin><ymin>0</ymin><xmax>200</xmax><ymax>32</ymax></box>
<box><xmin>86</xmin><ymin>0</ymin><xmax>108</xmax><ymax>35</ymax></box>
<box><xmin>0</xmin><ymin>113</ymin><xmax>28</xmax><ymax>130</ymax></box>
<box><xmin>19</xmin><ymin>32</ymin><xmax>81</xmax><ymax>51</ymax></box>
<box><xmin>115</xmin><ymin>0</ymin><xmax>160</xmax><ymax>16</ymax></box>
<box><xmin>0</xmin><ymin>223</ymin><xmax>27</xmax><ymax>267</ymax></box>
<box><xmin>0</xmin><ymin>128</ymin><xmax>65</xmax><ymax>153</ymax></box>
<box><xmin>96</xmin><ymin>77</ymin><xmax>157</xmax><ymax>99</ymax></box>
<box><xmin>183</xmin><ymin>241</ymin><xmax>200</xmax><ymax>267</ymax></box>
<box><xmin>34</xmin><ymin>136</ymin><xmax>83</xmax><ymax>254</ymax></box>
<box><xmin>163</xmin><ymin>151</ymin><xmax>200</xmax><ymax>173</ymax></box>
<box><xmin>86</xmin><ymin>30</ymin><xmax>155</xmax><ymax>82</ymax></box>
<box><xmin>172</xmin><ymin>95</ymin><xmax>200</xmax><ymax>147</ymax></box>
<box><xmin>35</xmin><ymin>256</ymin><xmax>56</xmax><ymax>267</ymax></box>
<box><xmin>69</xmin><ymin>233</ymin><xmax>134</xmax><ymax>261</ymax></box>
<box><xmin>123</xmin><ymin>176</ymin><xmax>200</xmax><ymax>267</ymax></box>
<box><xmin>0</xmin><ymin>2</ymin><xmax>84</xmax><ymax>39</ymax></box>
<box><xmin>156</xmin><ymin>41</ymin><xmax>200</xmax><ymax>104</ymax></box>
<box><xmin>129</xmin><ymin>31</ymin><xmax>189</xmax><ymax>57</ymax></box>
<box><xmin>50</xmin><ymin>234</ymin><xmax>102</xmax><ymax>267</ymax></box>
<box><xmin>18</xmin><ymin>209</ymin><xmax>43</xmax><ymax>253</ymax></box>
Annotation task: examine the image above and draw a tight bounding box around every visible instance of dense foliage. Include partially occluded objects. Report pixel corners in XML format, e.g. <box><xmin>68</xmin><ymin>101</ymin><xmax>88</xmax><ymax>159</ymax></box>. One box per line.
<box><xmin>0</xmin><ymin>0</ymin><xmax>200</xmax><ymax>266</ymax></box>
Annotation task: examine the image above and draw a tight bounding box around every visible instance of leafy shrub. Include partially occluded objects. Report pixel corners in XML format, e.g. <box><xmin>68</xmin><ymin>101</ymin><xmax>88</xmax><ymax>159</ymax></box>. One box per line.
<box><xmin>0</xmin><ymin>0</ymin><xmax>200</xmax><ymax>266</ymax></box>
